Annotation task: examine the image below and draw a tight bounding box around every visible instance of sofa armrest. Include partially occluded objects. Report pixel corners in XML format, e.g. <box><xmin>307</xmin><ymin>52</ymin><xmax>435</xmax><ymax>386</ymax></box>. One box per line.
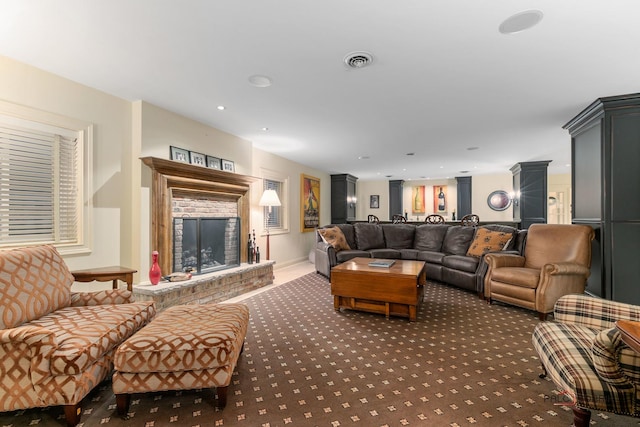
<box><xmin>70</xmin><ymin>289</ymin><xmax>133</xmax><ymax>306</ymax></box>
<box><xmin>592</xmin><ymin>327</ymin><xmax>640</xmax><ymax>387</ymax></box>
<box><xmin>536</xmin><ymin>262</ymin><xmax>593</xmax><ymax>314</ymax></box>
<box><xmin>554</xmin><ymin>294</ymin><xmax>640</xmax><ymax>330</ymax></box>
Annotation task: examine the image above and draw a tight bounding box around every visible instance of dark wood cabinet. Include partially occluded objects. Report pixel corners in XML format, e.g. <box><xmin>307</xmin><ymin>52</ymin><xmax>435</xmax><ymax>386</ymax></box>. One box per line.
<box><xmin>564</xmin><ymin>93</ymin><xmax>640</xmax><ymax>303</ymax></box>
<box><xmin>331</xmin><ymin>174</ymin><xmax>358</xmax><ymax>224</ymax></box>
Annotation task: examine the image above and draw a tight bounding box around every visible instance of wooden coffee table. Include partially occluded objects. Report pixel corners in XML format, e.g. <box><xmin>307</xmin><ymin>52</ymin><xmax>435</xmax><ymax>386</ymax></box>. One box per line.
<box><xmin>331</xmin><ymin>257</ymin><xmax>426</xmax><ymax>321</ymax></box>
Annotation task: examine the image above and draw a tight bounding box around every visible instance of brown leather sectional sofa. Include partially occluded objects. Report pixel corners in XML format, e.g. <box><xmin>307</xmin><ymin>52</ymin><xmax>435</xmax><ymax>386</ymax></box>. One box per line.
<box><xmin>315</xmin><ymin>222</ymin><xmax>527</xmax><ymax>296</ymax></box>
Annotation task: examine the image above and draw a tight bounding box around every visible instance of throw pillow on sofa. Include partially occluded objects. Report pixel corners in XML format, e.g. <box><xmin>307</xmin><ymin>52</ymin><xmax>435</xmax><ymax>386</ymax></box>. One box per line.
<box><xmin>318</xmin><ymin>226</ymin><xmax>351</xmax><ymax>251</ymax></box>
<box><xmin>466</xmin><ymin>228</ymin><xmax>513</xmax><ymax>257</ymax></box>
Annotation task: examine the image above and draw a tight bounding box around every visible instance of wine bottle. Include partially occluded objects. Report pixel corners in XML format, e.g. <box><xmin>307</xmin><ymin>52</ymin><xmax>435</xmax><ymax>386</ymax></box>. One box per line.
<box><xmin>247</xmin><ymin>233</ymin><xmax>254</xmax><ymax>264</ymax></box>
<box><xmin>256</xmin><ymin>246</ymin><xmax>260</xmax><ymax>263</ymax></box>
<box><xmin>438</xmin><ymin>187</ymin><xmax>446</xmax><ymax>211</ymax></box>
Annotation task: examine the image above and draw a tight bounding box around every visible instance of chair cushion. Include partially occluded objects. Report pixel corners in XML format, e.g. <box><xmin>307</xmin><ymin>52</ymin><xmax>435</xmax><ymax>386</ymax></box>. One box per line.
<box><xmin>354</xmin><ymin>223</ymin><xmax>385</xmax><ymax>251</ymax></box>
<box><xmin>0</xmin><ymin>245</ymin><xmax>74</xmax><ymax>329</ymax></box>
<box><xmin>466</xmin><ymin>228</ymin><xmax>514</xmax><ymax>257</ymax></box>
<box><xmin>318</xmin><ymin>226</ymin><xmax>351</xmax><ymax>251</ymax></box>
<box><xmin>491</xmin><ymin>267</ymin><xmax>540</xmax><ymax>288</ymax></box>
<box><xmin>28</xmin><ymin>301</ymin><xmax>156</xmax><ymax>375</ymax></box>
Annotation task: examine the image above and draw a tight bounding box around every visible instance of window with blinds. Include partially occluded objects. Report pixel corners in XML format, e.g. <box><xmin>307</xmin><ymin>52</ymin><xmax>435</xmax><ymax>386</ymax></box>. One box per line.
<box><xmin>263</xmin><ymin>178</ymin><xmax>283</xmax><ymax>230</ymax></box>
<box><xmin>0</xmin><ymin>116</ymin><xmax>83</xmax><ymax>248</ymax></box>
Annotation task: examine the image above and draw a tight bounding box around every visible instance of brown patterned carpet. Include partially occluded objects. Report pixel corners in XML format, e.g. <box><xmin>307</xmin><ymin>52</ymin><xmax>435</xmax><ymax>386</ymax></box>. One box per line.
<box><xmin>2</xmin><ymin>272</ymin><xmax>639</xmax><ymax>427</ymax></box>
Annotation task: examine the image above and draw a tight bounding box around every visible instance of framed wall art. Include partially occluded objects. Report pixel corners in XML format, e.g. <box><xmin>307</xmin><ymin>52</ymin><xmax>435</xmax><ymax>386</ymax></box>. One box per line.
<box><xmin>370</xmin><ymin>195</ymin><xmax>380</xmax><ymax>209</ymax></box>
<box><xmin>189</xmin><ymin>151</ymin><xmax>206</xmax><ymax>166</ymax></box>
<box><xmin>301</xmin><ymin>174</ymin><xmax>320</xmax><ymax>232</ymax></box>
<box><xmin>433</xmin><ymin>185</ymin><xmax>447</xmax><ymax>213</ymax></box>
<box><xmin>412</xmin><ymin>185</ymin><xmax>425</xmax><ymax>214</ymax></box>
<box><xmin>170</xmin><ymin>146</ymin><xmax>189</xmax><ymax>163</ymax></box>
<box><xmin>206</xmin><ymin>155</ymin><xmax>221</xmax><ymax>170</ymax></box>
<box><xmin>221</xmin><ymin>159</ymin><xmax>235</xmax><ymax>172</ymax></box>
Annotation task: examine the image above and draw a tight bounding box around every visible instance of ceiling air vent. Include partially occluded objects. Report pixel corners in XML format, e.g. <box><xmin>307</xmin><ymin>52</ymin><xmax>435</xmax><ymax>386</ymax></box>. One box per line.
<box><xmin>344</xmin><ymin>51</ymin><xmax>374</xmax><ymax>69</ymax></box>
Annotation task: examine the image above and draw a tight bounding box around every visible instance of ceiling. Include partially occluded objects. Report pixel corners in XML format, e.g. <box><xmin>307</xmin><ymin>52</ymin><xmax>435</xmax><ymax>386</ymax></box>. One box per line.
<box><xmin>1</xmin><ymin>1</ymin><xmax>639</xmax><ymax>181</ymax></box>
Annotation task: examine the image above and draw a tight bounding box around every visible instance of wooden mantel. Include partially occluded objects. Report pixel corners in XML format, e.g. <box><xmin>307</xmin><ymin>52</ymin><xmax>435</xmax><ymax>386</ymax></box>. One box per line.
<box><xmin>141</xmin><ymin>156</ymin><xmax>259</xmax><ymax>275</ymax></box>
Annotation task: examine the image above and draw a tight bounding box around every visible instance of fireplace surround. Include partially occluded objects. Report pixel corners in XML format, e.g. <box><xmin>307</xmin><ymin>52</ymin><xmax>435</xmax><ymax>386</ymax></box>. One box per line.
<box><xmin>141</xmin><ymin>157</ymin><xmax>258</xmax><ymax>275</ymax></box>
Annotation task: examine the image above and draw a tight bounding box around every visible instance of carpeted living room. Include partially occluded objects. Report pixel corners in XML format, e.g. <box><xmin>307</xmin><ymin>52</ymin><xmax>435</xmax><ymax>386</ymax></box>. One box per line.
<box><xmin>3</xmin><ymin>3</ymin><xmax>640</xmax><ymax>427</ymax></box>
<box><xmin>1</xmin><ymin>264</ymin><xmax>638</xmax><ymax>427</ymax></box>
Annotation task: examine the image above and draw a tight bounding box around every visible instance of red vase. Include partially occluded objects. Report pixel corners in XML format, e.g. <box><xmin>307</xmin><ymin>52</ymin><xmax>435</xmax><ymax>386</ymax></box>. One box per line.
<box><xmin>149</xmin><ymin>250</ymin><xmax>162</xmax><ymax>285</ymax></box>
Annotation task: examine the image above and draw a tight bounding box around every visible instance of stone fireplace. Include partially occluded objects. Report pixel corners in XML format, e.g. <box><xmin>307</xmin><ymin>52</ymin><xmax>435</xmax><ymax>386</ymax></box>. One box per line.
<box><xmin>137</xmin><ymin>157</ymin><xmax>273</xmax><ymax>311</ymax></box>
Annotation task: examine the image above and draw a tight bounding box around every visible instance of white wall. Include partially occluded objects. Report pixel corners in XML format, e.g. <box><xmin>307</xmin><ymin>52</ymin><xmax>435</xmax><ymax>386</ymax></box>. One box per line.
<box><xmin>0</xmin><ymin>55</ymin><xmax>132</xmax><ymax>271</ymax></box>
<box><xmin>0</xmin><ymin>55</ymin><xmax>328</xmax><ymax>284</ymax></box>
<box><xmin>472</xmin><ymin>174</ymin><xmax>514</xmax><ymax>222</ymax></box>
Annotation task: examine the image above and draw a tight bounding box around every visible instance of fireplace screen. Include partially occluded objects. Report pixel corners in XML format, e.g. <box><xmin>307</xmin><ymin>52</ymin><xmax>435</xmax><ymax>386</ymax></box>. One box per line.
<box><xmin>173</xmin><ymin>217</ymin><xmax>240</xmax><ymax>274</ymax></box>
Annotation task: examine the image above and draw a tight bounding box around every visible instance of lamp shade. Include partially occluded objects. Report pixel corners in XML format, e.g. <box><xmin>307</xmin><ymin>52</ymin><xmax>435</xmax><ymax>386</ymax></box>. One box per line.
<box><xmin>259</xmin><ymin>189</ymin><xmax>281</xmax><ymax>207</ymax></box>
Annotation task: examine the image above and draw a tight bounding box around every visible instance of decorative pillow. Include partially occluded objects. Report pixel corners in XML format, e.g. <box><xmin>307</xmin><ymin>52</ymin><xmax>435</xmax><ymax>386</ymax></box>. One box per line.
<box><xmin>466</xmin><ymin>228</ymin><xmax>514</xmax><ymax>257</ymax></box>
<box><xmin>318</xmin><ymin>227</ymin><xmax>351</xmax><ymax>252</ymax></box>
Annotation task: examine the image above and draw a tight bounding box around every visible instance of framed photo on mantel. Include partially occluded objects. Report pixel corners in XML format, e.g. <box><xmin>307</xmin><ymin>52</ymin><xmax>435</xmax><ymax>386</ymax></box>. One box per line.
<box><xmin>206</xmin><ymin>155</ymin><xmax>221</xmax><ymax>170</ymax></box>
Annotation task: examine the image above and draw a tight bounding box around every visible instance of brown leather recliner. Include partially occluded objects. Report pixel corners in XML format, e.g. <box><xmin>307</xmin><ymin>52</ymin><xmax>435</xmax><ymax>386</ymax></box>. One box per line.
<box><xmin>483</xmin><ymin>224</ymin><xmax>595</xmax><ymax>320</ymax></box>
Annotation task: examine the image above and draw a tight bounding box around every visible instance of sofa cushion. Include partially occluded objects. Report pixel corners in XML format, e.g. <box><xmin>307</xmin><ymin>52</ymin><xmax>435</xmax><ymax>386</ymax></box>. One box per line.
<box><xmin>381</xmin><ymin>224</ymin><xmax>415</xmax><ymax>249</ymax></box>
<box><xmin>335</xmin><ymin>224</ymin><xmax>357</xmax><ymax>250</ymax></box>
<box><xmin>369</xmin><ymin>248</ymin><xmax>402</xmax><ymax>259</ymax></box>
<box><xmin>0</xmin><ymin>245</ymin><xmax>74</xmax><ymax>329</ymax></box>
<box><xmin>417</xmin><ymin>251</ymin><xmax>445</xmax><ymax>264</ymax></box>
<box><xmin>442</xmin><ymin>254</ymin><xmax>479</xmax><ymax>273</ymax></box>
<box><xmin>28</xmin><ymin>301</ymin><xmax>156</xmax><ymax>375</ymax></box>
<box><xmin>336</xmin><ymin>250</ymin><xmax>371</xmax><ymax>263</ymax></box>
<box><xmin>400</xmin><ymin>249</ymin><xmax>419</xmax><ymax>260</ymax></box>
<box><xmin>442</xmin><ymin>226</ymin><xmax>475</xmax><ymax>255</ymax></box>
<box><xmin>414</xmin><ymin>224</ymin><xmax>449</xmax><ymax>252</ymax></box>
<box><xmin>466</xmin><ymin>228</ymin><xmax>514</xmax><ymax>257</ymax></box>
<box><xmin>354</xmin><ymin>223</ymin><xmax>385</xmax><ymax>251</ymax></box>
<box><xmin>318</xmin><ymin>226</ymin><xmax>351</xmax><ymax>251</ymax></box>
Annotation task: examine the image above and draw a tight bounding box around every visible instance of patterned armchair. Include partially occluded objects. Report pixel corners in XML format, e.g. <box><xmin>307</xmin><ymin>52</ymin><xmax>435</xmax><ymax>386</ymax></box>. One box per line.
<box><xmin>533</xmin><ymin>294</ymin><xmax>640</xmax><ymax>426</ymax></box>
<box><xmin>0</xmin><ymin>245</ymin><xmax>156</xmax><ymax>426</ymax></box>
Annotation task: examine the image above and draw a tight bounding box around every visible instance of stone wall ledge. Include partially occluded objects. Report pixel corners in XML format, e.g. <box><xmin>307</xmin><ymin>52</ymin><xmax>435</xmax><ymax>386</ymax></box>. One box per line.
<box><xmin>133</xmin><ymin>261</ymin><xmax>274</xmax><ymax>311</ymax></box>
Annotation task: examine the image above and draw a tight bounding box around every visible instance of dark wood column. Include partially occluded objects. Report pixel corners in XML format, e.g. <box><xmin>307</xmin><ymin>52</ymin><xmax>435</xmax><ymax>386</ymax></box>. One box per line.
<box><xmin>455</xmin><ymin>176</ymin><xmax>472</xmax><ymax>218</ymax></box>
<box><xmin>510</xmin><ymin>161</ymin><xmax>551</xmax><ymax>229</ymax></box>
<box><xmin>388</xmin><ymin>180</ymin><xmax>404</xmax><ymax>219</ymax></box>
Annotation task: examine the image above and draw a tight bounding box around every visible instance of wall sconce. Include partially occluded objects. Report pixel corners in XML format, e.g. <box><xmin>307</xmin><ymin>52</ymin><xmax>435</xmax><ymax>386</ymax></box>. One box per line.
<box><xmin>509</xmin><ymin>191</ymin><xmax>521</xmax><ymax>207</ymax></box>
<box><xmin>348</xmin><ymin>196</ymin><xmax>357</xmax><ymax>208</ymax></box>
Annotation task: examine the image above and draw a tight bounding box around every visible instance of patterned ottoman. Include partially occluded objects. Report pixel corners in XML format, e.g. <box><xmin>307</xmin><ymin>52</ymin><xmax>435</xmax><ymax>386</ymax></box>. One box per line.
<box><xmin>112</xmin><ymin>303</ymin><xmax>249</xmax><ymax>414</ymax></box>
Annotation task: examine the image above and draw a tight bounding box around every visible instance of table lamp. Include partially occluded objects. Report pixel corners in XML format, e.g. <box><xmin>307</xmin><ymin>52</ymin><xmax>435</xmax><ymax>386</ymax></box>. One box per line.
<box><xmin>259</xmin><ymin>189</ymin><xmax>281</xmax><ymax>260</ymax></box>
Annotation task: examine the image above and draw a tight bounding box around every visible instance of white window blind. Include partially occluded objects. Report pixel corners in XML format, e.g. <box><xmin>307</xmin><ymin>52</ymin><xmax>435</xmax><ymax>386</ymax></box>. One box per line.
<box><xmin>0</xmin><ymin>122</ymin><xmax>80</xmax><ymax>247</ymax></box>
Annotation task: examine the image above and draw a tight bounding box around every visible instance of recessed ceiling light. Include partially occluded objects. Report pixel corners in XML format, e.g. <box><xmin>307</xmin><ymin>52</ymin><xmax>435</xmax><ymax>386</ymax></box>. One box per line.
<box><xmin>385</xmin><ymin>175</ymin><xmax>392</xmax><ymax>178</ymax></box>
<box><xmin>466</xmin><ymin>146</ymin><xmax>479</xmax><ymax>151</ymax></box>
<box><xmin>358</xmin><ymin>156</ymin><xmax>370</xmax><ymax>160</ymax></box>
<box><xmin>261</xmin><ymin>127</ymin><xmax>269</xmax><ymax>131</ymax></box>
<box><xmin>406</xmin><ymin>152</ymin><xmax>415</xmax><ymax>156</ymax></box>
<box><xmin>459</xmin><ymin>170</ymin><xmax>469</xmax><ymax>174</ymax></box>
<box><xmin>217</xmin><ymin>105</ymin><xmax>225</xmax><ymax>110</ymax></box>
<box><xmin>248</xmin><ymin>75</ymin><xmax>272</xmax><ymax>87</ymax></box>
<box><xmin>499</xmin><ymin>10</ymin><xmax>543</xmax><ymax>34</ymax></box>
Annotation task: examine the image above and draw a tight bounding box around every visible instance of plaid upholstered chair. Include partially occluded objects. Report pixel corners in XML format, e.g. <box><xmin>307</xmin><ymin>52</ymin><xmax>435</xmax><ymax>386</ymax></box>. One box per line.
<box><xmin>532</xmin><ymin>294</ymin><xmax>640</xmax><ymax>426</ymax></box>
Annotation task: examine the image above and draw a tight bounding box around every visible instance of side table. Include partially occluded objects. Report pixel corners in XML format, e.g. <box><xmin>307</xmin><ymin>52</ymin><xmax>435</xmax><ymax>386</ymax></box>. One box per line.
<box><xmin>615</xmin><ymin>319</ymin><xmax>640</xmax><ymax>354</ymax></box>
<box><xmin>71</xmin><ymin>266</ymin><xmax>137</xmax><ymax>292</ymax></box>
